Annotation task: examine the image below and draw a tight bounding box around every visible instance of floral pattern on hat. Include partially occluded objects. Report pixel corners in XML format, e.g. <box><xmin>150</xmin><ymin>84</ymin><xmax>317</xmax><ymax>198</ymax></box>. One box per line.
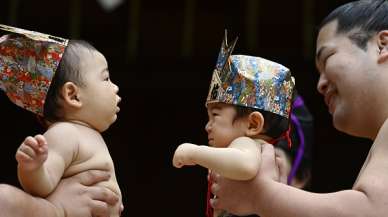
<box><xmin>0</xmin><ymin>24</ymin><xmax>68</xmax><ymax>115</ymax></box>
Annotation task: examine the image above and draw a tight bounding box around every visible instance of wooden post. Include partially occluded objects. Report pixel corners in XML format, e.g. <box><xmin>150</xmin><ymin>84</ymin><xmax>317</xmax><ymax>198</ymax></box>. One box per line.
<box><xmin>181</xmin><ymin>0</ymin><xmax>196</xmax><ymax>58</ymax></box>
<box><xmin>302</xmin><ymin>0</ymin><xmax>314</xmax><ymax>60</ymax></box>
<box><xmin>69</xmin><ymin>0</ymin><xmax>81</xmax><ymax>38</ymax></box>
<box><xmin>127</xmin><ymin>0</ymin><xmax>141</xmax><ymax>63</ymax></box>
<box><xmin>8</xmin><ymin>0</ymin><xmax>20</xmax><ymax>25</ymax></box>
<box><xmin>245</xmin><ymin>0</ymin><xmax>259</xmax><ymax>53</ymax></box>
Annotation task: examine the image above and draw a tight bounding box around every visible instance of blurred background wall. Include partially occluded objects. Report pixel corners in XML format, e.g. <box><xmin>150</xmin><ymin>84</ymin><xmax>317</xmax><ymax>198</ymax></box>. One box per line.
<box><xmin>0</xmin><ymin>0</ymin><xmax>371</xmax><ymax>216</ymax></box>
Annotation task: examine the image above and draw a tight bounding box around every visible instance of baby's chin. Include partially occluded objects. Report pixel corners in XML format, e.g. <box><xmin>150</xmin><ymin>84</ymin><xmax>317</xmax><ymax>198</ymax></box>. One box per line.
<box><xmin>111</xmin><ymin>114</ymin><xmax>118</xmax><ymax>123</ymax></box>
<box><xmin>96</xmin><ymin>118</ymin><xmax>117</xmax><ymax>132</ymax></box>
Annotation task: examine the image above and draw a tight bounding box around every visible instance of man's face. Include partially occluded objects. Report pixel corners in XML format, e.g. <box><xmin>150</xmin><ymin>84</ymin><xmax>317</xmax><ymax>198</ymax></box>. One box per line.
<box><xmin>315</xmin><ymin>20</ymin><xmax>380</xmax><ymax>138</ymax></box>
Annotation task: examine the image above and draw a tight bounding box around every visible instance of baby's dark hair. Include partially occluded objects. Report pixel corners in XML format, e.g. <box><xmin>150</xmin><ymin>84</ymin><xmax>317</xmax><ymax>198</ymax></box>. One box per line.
<box><xmin>43</xmin><ymin>40</ymin><xmax>97</xmax><ymax>123</ymax></box>
<box><xmin>233</xmin><ymin>105</ymin><xmax>289</xmax><ymax>139</ymax></box>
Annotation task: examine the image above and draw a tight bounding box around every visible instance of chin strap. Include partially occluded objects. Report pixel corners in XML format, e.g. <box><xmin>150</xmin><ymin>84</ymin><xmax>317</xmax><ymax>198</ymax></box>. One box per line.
<box><xmin>268</xmin><ymin>123</ymin><xmax>292</xmax><ymax>148</ymax></box>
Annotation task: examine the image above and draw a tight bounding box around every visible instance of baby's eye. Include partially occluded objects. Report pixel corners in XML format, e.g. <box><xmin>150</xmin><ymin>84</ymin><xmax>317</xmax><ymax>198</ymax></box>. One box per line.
<box><xmin>104</xmin><ymin>76</ymin><xmax>110</xmax><ymax>81</ymax></box>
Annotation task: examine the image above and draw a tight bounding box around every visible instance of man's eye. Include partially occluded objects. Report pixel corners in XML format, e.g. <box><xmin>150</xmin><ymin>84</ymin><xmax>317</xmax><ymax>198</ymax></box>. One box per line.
<box><xmin>323</xmin><ymin>52</ymin><xmax>334</xmax><ymax>67</ymax></box>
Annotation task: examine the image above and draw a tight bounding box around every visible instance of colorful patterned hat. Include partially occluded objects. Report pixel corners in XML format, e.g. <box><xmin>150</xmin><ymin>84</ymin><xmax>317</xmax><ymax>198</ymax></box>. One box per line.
<box><xmin>0</xmin><ymin>24</ymin><xmax>68</xmax><ymax>116</ymax></box>
<box><xmin>206</xmin><ymin>31</ymin><xmax>295</xmax><ymax>118</ymax></box>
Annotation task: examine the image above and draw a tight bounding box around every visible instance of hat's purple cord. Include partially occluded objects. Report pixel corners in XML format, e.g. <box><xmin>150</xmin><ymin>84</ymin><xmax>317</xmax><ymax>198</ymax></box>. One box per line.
<box><xmin>287</xmin><ymin>96</ymin><xmax>305</xmax><ymax>185</ymax></box>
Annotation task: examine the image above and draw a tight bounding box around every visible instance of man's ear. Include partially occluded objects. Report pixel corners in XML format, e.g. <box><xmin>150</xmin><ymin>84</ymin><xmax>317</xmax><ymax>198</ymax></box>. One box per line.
<box><xmin>377</xmin><ymin>30</ymin><xmax>388</xmax><ymax>64</ymax></box>
<box><xmin>245</xmin><ymin>111</ymin><xmax>264</xmax><ymax>136</ymax></box>
<box><xmin>61</xmin><ymin>82</ymin><xmax>82</xmax><ymax>108</ymax></box>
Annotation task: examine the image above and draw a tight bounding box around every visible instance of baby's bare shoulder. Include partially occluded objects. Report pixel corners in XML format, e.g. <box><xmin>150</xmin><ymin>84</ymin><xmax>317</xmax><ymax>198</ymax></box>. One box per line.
<box><xmin>46</xmin><ymin>122</ymin><xmax>80</xmax><ymax>135</ymax></box>
<box><xmin>229</xmin><ymin>137</ymin><xmax>260</xmax><ymax>150</ymax></box>
<box><xmin>44</xmin><ymin>122</ymin><xmax>80</xmax><ymax>150</ymax></box>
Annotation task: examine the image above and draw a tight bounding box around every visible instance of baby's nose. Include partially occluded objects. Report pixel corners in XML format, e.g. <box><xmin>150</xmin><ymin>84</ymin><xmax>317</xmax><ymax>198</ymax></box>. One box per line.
<box><xmin>205</xmin><ymin>122</ymin><xmax>211</xmax><ymax>132</ymax></box>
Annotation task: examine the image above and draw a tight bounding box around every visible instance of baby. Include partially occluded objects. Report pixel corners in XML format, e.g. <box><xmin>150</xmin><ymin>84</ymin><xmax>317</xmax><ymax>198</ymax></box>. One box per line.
<box><xmin>173</xmin><ymin>31</ymin><xmax>294</xmax><ymax>217</ymax></box>
<box><xmin>0</xmin><ymin>24</ymin><xmax>123</xmax><ymax>216</ymax></box>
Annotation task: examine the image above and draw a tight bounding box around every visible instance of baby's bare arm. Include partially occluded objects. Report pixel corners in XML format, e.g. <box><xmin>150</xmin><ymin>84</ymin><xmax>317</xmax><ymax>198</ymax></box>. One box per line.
<box><xmin>173</xmin><ymin>137</ymin><xmax>262</xmax><ymax>180</ymax></box>
<box><xmin>17</xmin><ymin>123</ymin><xmax>79</xmax><ymax>197</ymax></box>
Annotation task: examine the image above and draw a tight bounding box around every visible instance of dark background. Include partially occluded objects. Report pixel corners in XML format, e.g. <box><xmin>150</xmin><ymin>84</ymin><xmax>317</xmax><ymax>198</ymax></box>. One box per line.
<box><xmin>0</xmin><ymin>0</ymin><xmax>372</xmax><ymax>216</ymax></box>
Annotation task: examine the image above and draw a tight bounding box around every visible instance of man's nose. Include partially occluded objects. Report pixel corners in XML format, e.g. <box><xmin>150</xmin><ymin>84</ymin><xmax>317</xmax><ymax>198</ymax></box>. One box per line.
<box><xmin>317</xmin><ymin>73</ymin><xmax>329</xmax><ymax>95</ymax></box>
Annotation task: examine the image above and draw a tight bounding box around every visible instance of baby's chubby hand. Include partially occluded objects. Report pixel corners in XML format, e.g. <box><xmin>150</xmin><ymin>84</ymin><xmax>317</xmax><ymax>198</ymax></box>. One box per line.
<box><xmin>15</xmin><ymin>134</ymin><xmax>48</xmax><ymax>171</ymax></box>
<box><xmin>172</xmin><ymin>143</ymin><xmax>197</xmax><ymax>168</ymax></box>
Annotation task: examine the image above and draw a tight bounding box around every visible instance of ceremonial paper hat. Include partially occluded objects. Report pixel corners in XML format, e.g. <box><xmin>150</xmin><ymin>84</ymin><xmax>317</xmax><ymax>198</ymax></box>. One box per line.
<box><xmin>206</xmin><ymin>31</ymin><xmax>295</xmax><ymax>118</ymax></box>
<box><xmin>0</xmin><ymin>24</ymin><xmax>68</xmax><ymax>115</ymax></box>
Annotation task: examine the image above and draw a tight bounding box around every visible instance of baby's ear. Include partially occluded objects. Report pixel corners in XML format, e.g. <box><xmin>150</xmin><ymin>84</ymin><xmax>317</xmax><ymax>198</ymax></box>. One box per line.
<box><xmin>246</xmin><ymin>111</ymin><xmax>264</xmax><ymax>136</ymax></box>
<box><xmin>61</xmin><ymin>82</ymin><xmax>82</xmax><ymax>108</ymax></box>
<box><xmin>377</xmin><ymin>30</ymin><xmax>388</xmax><ymax>64</ymax></box>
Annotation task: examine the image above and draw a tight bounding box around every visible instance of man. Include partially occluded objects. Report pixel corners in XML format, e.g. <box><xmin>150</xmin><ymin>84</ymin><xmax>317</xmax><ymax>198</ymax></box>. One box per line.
<box><xmin>210</xmin><ymin>0</ymin><xmax>388</xmax><ymax>216</ymax></box>
<box><xmin>0</xmin><ymin>170</ymin><xmax>119</xmax><ymax>217</ymax></box>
